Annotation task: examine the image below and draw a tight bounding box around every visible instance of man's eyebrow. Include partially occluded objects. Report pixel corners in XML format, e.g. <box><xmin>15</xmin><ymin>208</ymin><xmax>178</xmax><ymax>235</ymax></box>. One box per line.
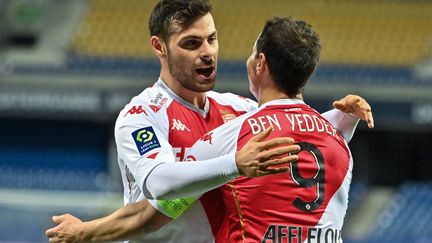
<box><xmin>208</xmin><ymin>31</ymin><xmax>217</xmax><ymax>37</ymax></box>
<box><xmin>180</xmin><ymin>35</ymin><xmax>202</xmax><ymax>40</ymax></box>
<box><xmin>180</xmin><ymin>31</ymin><xmax>217</xmax><ymax>40</ymax></box>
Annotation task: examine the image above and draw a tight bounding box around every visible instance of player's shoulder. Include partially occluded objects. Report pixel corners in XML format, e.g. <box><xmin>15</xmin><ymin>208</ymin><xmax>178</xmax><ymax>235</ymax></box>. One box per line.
<box><xmin>202</xmin><ymin>109</ymin><xmax>257</xmax><ymax>142</ymax></box>
<box><xmin>116</xmin><ymin>85</ymin><xmax>173</xmax><ymax>126</ymax></box>
<box><xmin>190</xmin><ymin>109</ymin><xmax>261</xmax><ymax>160</ymax></box>
<box><xmin>190</xmin><ymin>113</ymin><xmax>248</xmax><ymax>158</ymax></box>
<box><xmin>206</xmin><ymin>91</ymin><xmax>256</xmax><ymax>105</ymax></box>
<box><xmin>207</xmin><ymin>91</ymin><xmax>257</xmax><ymax>112</ymax></box>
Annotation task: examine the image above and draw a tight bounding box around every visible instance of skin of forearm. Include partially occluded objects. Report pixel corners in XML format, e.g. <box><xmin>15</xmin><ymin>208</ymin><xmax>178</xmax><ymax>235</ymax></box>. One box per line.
<box><xmin>81</xmin><ymin>201</ymin><xmax>171</xmax><ymax>242</ymax></box>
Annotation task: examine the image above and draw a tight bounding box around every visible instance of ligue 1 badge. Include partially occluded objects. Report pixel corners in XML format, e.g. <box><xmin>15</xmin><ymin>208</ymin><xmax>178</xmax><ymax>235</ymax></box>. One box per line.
<box><xmin>132</xmin><ymin>126</ymin><xmax>161</xmax><ymax>155</ymax></box>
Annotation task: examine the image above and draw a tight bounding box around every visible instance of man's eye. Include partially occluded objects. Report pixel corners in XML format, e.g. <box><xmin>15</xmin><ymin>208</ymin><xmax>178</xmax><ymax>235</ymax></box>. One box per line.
<box><xmin>208</xmin><ymin>36</ymin><xmax>217</xmax><ymax>44</ymax></box>
<box><xmin>181</xmin><ymin>40</ymin><xmax>200</xmax><ymax>49</ymax></box>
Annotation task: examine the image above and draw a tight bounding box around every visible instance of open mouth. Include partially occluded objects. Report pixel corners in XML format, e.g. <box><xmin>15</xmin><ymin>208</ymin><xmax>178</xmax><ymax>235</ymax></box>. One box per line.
<box><xmin>196</xmin><ymin>67</ymin><xmax>214</xmax><ymax>78</ymax></box>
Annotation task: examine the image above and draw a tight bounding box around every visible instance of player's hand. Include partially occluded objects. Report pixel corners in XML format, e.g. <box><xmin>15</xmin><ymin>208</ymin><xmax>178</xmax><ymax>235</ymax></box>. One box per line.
<box><xmin>235</xmin><ymin>126</ymin><xmax>300</xmax><ymax>177</ymax></box>
<box><xmin>45</xmin><ymin>214</ymin><xmax>84</xmax><ymax>243</ymax></box>
<box><xmin>333</xmin><ymin>94</ymin><xmax>374</xmax><ymax>128</ymax></box>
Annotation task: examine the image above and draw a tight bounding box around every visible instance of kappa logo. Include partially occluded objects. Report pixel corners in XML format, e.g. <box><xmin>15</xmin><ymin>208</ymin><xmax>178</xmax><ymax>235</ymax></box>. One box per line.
<box><xmin>171</xmin><ymin>119</ymin><xmax>191</xmax><ymax>131</ymax></box>
<box><xmin>124</xmin><ymin>106</ymin><xmax>147</xmax><ymax>117</ymax></box>
<box><xmin>200</xmin><ymin>132</ymin><xmax>213</xmax><ymax>144</ymax></box>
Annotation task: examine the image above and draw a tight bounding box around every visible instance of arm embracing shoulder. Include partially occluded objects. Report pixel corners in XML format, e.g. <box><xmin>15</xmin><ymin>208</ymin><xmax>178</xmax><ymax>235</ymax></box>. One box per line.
<box><xmin>116</xmin><ymin>105</ymin><xmax>239</xmax><ymax>201</ymax></box>
<box><xmin>144</xmin><ymin>121</ymin><xmax>240</xmax><ymax>200</ymax></box>
<box><xmin>321</xmin><ymin>109</ymin><xmax>359</xmax><ymax>143</ymax></box>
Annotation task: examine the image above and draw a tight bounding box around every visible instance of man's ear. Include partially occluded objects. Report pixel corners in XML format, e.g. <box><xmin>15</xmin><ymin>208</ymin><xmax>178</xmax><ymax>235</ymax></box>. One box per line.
<box><xmin>256</xmin><ymin>53</ymin><xmax>268</xmax><ymax>74</ymax></box>
<box><xmin>151</xmin><ymin>36</ymin><xmax>167</xmax><ymax>58</ymax></box>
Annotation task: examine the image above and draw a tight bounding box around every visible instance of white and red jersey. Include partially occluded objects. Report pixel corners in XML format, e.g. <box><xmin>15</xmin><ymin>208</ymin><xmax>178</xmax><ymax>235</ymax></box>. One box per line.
<box><xmin>114</xmin><ymin>78</ymin><xmax>256</xmax><ymax>243</ymax></box>
<box><xmin>187</xmin><ymin>99</ymin><xmax>353</xmax><ymax>243</ymax></box>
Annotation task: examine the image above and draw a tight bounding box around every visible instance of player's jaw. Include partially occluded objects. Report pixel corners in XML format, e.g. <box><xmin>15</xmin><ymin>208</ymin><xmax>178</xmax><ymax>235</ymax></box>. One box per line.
<box><xmin>184</xmin><ymin>58</ymin><xmax>218</xmax><ymax>92</ymax></box>
<box><xmin>247</xmin><ymin>36</ymin><xmax>261</xmax><ymax>100</ymax></box>
<box><xmin>246</xmin><ymin>55</ymin><xmax>259</xmax><ymax>99</ymax></box>
<box><xmin>166</xmin><ymin>44</ymin><xmax>217</xmax><ymax>92</ymax></box>
<box><xmin>169</xmin><ymin>61</ymin><xmax>217</xmax><ymax>93</ymax></box>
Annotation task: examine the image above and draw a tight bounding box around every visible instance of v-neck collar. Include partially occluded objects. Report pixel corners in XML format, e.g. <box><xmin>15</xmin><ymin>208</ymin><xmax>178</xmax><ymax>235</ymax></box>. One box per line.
<box><xmin>156</xmin><ymin>78</ymin><xmax>210</xmax><ymax>117</ymax></box>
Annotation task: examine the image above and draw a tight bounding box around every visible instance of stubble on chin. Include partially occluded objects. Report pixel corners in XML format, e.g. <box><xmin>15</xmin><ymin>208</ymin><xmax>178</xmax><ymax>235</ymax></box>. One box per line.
<box><xmin>179</xmin><ymin>77</ymin><xmax>216</xmax><ymax>92</ymax></box>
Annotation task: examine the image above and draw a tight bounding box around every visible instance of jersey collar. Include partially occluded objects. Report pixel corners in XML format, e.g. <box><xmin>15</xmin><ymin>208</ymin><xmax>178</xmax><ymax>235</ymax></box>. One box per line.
<box><xmin>260</xmin><ymin>98</ymin><xmax>306</xmax><ymax>109</ymax></box>
<box><xmin>156</xmin><ymin>78</ymin><xmax>210</xmax><ymax>117</ymax></box>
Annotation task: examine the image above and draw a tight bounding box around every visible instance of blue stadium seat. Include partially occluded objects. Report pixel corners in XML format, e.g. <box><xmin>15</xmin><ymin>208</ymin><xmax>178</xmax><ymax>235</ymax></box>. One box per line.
<box><xmin>355</xmin><ymin>182</ymin><xmax>432</xmax><ymax>243</ymax></box>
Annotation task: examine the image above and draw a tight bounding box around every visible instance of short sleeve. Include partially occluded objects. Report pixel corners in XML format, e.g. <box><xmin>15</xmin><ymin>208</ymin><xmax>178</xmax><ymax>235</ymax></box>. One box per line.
<box><xmin>115</xmin><ymin>104</ymin><xmax>176</xmax><ymax>194</ymax></box>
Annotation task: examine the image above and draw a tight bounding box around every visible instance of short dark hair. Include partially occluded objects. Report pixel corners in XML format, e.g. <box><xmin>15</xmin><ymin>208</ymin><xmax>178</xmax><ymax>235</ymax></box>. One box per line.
<box><xmin>149</xmin><ymin>0</ymin><xmax>213</xmax><ymax>41</ymax></box>
<box><xmin>255</xmin><ymin>17</ymin><xmax>321</xmax><ymax>96</ymax></box>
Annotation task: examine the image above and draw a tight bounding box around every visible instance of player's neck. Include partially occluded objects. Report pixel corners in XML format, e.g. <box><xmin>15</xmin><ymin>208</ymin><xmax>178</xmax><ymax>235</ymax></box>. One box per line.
<box><xmin>258</xmin><ymin>87</ymin><xmax>303</xmax><ymax>106</ymax></box>
<box><xmin>160</xmin><ymin>74</ymin><xmax>206</xmax><ymax>109</ymax></box>
<box><xmin>177</xmin><ymin>88</ymin><xmax>206</xmax><ymax>109</ymax></box>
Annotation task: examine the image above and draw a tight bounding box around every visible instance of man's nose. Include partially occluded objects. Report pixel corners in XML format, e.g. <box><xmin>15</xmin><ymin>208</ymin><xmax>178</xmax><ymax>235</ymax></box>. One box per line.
<box><xmin>201</xmin><ymin>55</ymin><xmax>213</xmax><ymax>65</ymax></box>
<box><xmin>200</xmin><ymin>41</ymin><xmax>216</xmax><ymax>64</ymax></box>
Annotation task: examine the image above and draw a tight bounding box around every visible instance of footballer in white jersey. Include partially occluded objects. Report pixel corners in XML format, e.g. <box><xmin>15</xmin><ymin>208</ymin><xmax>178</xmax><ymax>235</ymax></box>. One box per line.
<box><xmin>115</xmin><ymin>78</ymin><xmax>256</xmax><ymax>242</ymax></box>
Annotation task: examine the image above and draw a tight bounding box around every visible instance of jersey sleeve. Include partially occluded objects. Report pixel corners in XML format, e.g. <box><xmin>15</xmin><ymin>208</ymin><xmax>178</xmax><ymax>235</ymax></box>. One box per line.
<box><xmin>115</xmin><ymin>104</ymin><xmax>176</xmax><ymax>197</ymax></box>
<box><xmin>145</xmin><ymin>152</ymin><xmax>237</xmax><ymax>199</ymax></box>
<box><xmin>145</xmin><ymin>120</ymin><xmax>243</xmax><ymax>218</ymax></box>
<box><xmin>149</xmin><ymin>116</ymin><xmax>246</xmax><ymax>219</ymax></box>
<box><xmin>321</xmin><ymin>109</ymin><xmax>360</xmax><ymax>143</ymax></box>
<box><xmin>136</xmin><ymin>109</ymin><xmax>247</xmax><ymax>201</ymax></box>
<box><xmin>186</xmin><ymin>114</ymin><xmax>245</xmax><ymax>161</ymax></box>
<box><xmin>236</xmin><ymin>95</ymin><xmax>258</xmax><ymax>113</ymax></box>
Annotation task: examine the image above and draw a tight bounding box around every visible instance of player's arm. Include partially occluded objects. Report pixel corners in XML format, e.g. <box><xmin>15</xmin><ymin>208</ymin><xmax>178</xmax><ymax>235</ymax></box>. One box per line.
<box><xmin>44</xmin><ymin>126</ymin><xmax>299</xmax><ymax>242</ymax></box>
<box><xmin>156</xmin><ymin>94</ymin><xmax>375</xmax><ymax>221</ymax></box>
<box><xmin>333</xmin><ymin>94</ymin><xmax>374</xmax><ymax>128</ymax></box>
<box><xmin>117</xmin><ymin>106</ymin><xmax>299</xmax><ymax>200</ymax></box>
<box><xmin>46</xmin><ymin>200</ymin><xmax>171</xmax><ymax>243</ymax></box>
<box><xmin>322</xmin><ymin>94</ymin><xmax>374</xmax><ymax>142</ymax></box>
<box><xmin>143</xmin><ymin>126</ymin><xmax>300</xmax><ymax>200</ymax></box>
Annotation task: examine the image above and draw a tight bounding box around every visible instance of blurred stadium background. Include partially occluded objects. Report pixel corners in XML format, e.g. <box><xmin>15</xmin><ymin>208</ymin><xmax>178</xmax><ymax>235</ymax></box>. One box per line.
<box><xmin>0</xmin><ymin>0</ymin><xmax>431</xmax><ymax>242</ymax></box>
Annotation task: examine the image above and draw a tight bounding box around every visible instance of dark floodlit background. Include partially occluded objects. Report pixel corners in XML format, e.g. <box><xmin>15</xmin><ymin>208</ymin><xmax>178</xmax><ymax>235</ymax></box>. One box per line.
<box><xmin>0</xmin><ymin>0</ymin><xmax>431</xmax><ymax>242</ymax></box>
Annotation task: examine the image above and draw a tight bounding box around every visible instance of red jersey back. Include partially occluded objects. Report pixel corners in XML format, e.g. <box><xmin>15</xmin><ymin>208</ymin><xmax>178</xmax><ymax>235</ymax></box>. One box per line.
<box><xmin>187</xmin><ymin>99</ymin><xmax>353</xmax><ymax>243</ymax></box>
